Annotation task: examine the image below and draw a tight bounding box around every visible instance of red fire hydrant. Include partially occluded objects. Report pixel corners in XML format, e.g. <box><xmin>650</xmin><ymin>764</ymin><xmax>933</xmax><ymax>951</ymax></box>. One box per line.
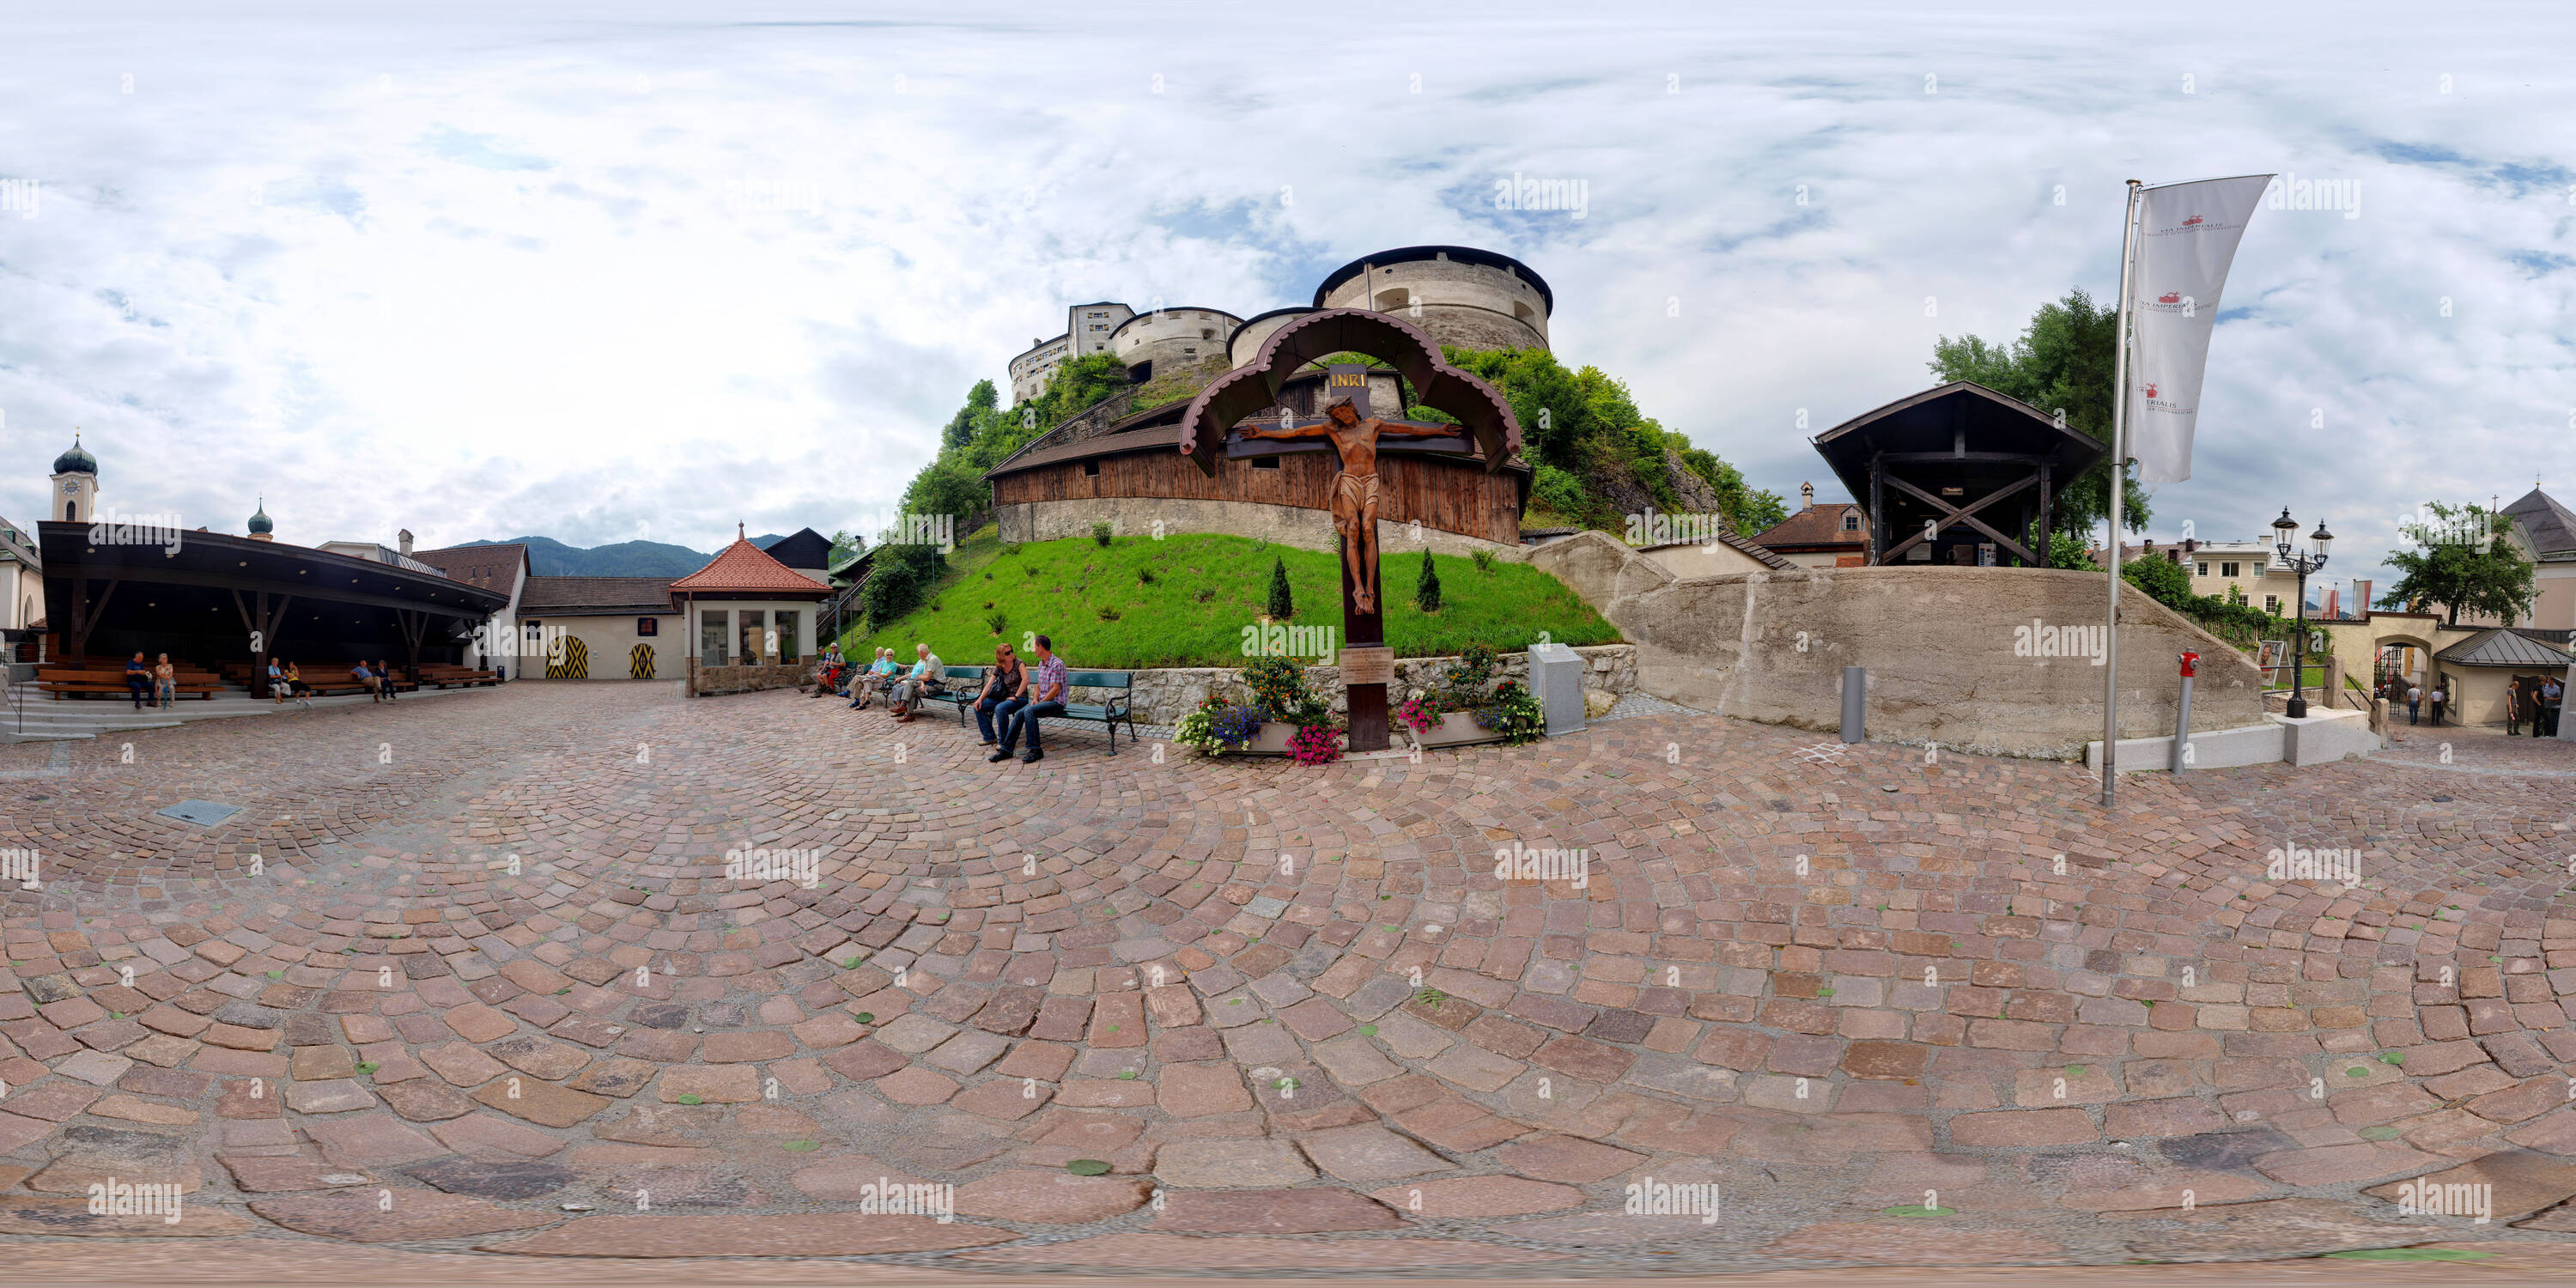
<box><xmin>2178</xmin><ymin>651</ymin><xmax>2199</xmax><ymax>677</ymax></box>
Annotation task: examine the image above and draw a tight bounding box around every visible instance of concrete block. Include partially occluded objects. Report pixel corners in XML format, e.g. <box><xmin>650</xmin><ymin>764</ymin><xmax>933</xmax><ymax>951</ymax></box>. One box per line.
<box><xmin>2276</xmin><ymin>708</ymin><xmax>2379</xmax><ymax>766</ymax></box>
<box><xmin>2087</xmin><ymin>721</ymin><xmax>2284</xmax><ymax>775</ymax></box>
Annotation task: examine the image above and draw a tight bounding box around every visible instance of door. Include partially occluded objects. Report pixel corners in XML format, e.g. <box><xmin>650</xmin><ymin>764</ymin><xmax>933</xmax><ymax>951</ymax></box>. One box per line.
<box><xmin>738</xmin><ymin>611</ymin><xmax>765</xmax><ymax>666</ymax></box>
<box><xmin>547</xmin><ymin>635</ymin><xmax>591</xmax><ymax>679</ymax></box>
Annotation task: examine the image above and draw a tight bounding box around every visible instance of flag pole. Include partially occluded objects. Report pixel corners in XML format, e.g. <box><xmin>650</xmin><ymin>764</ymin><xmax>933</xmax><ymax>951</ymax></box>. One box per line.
<box><xmin>2101</xmin><ymin>179</ymin><xmax>2142</xmax><ymax>809</ymax></box>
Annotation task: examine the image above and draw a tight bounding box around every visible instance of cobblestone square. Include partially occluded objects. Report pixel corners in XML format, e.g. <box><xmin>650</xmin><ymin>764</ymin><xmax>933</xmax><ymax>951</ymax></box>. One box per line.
<box><xmin>0</xmin><ymin>683</ymin><xmax>2570</xmax><ymax>1279</ymax></box>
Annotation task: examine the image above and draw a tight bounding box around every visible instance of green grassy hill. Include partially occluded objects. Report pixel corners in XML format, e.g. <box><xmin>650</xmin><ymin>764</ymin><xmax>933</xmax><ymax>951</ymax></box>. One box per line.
<box><xmin>839</xmin><ymin>528</ymin><xmax>1617</xmax><ymax>669</ymax></box>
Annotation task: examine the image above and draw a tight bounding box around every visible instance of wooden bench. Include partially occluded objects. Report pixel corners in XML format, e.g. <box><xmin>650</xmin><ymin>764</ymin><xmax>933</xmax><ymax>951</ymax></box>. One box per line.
<box><xmin>34</xmin><ymin>664</ymin><xmax>223</xmax><ymax>701</ymax></box>
<box><xmin>415</xmin><ymin>665</ymin><xmax>501</xmax><ymax>689</ymax></box>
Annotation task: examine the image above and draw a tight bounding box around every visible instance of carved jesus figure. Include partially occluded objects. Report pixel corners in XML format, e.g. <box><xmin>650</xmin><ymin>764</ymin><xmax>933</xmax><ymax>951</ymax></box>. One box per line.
<box><xmin>1238</xmin><ymin>398</ymin><xmax>1461</xmax><ymax>614</ymax></box>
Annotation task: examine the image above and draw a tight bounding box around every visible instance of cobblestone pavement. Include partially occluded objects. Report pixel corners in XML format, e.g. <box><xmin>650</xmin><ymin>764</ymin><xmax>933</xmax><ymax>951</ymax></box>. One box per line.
<box><xmin>0</xmin><ymin>680</ymin><xmax>2572</xmax><ymax>1279</ymax></box>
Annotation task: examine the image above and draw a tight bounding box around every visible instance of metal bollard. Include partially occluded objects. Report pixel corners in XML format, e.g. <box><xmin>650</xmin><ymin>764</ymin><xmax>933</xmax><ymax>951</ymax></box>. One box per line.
<box><xmin>2171</xmin><ymin>651</ymin><xmax>2197</xmax><ymax>772</ymax></box>
<box><xmin>1840</xmin><ymin>666</ymin><xmax>1865</xmax><ymax>744</ymax></box>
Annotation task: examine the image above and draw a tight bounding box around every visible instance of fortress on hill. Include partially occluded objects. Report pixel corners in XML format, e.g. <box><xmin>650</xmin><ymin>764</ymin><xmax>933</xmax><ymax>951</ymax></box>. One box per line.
<box><xmin>988</xmin><ymin>246</ymin><xmax>1555</xmax><ymax>556</ymax></box>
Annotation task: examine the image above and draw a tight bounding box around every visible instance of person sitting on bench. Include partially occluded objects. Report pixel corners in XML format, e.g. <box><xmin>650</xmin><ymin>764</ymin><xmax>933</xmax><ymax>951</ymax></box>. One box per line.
<box><xmin>973</xmin><ymin>642</ymin><xmax>1028</xmax><ymax>747</ymax></box>
<box><xmin>282</xmin><ymin>661</ymin><xmax>314</xmax><ymax>708</ymax></box>
<box><xmin>850</xmin><ymin>647</ymin><xmax>898</xmax><ymax>710</ymax></box>
<box><xmin>352</xmin><ymin>659</ymin><xmax>380</xmax><ymax>701</ymax></box>
<box><xmin>992</xmin><ymin>635</ymin><xmax>1066</xmax><ymax>764</ymax></box>
<box><xmin>153</xmin><ymin>653</ymin><xmax>177</xmax><ymax>709</ymax></box>
<box><xmin>886</xmin><ymin>643</ymin><xmax>942</xmax><ymax>723</ymax></box>
<box><xmin>127</xmin><ymin>653</ymin><xmax>154</xmax><ymax>709</ymax></box>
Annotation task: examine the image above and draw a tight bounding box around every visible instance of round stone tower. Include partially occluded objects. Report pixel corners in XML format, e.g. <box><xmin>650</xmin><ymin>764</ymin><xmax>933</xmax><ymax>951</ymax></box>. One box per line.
<box><xmin>1309</xmin><ymin>246</ymin><xmax>1552</xmax><ymax>353</ymax></box>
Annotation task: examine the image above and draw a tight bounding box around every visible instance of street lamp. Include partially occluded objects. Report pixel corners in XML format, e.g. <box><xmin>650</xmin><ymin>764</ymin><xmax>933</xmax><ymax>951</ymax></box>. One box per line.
<box><xmin>2272</xmin><ymin>507</ymin><xmax>2333</xmax><ymax>718</ymax></box>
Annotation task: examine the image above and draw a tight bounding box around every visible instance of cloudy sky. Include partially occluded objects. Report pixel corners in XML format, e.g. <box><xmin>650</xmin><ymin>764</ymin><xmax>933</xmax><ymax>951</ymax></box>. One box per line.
<box><xmin>3</xmin><ymin>2</ymin><xmax>2568</xmax><ymax>595</ymax></box>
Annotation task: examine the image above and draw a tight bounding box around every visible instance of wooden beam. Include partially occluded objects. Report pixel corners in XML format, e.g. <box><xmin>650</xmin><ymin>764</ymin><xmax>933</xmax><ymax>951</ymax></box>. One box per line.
<box><xmin>1878</xmin><ymin>472</ymin><xmax>2041</xmax><ymax>566</ymax></box>
<box><xmin>1875</xmin><ymin>459</ymin><xmax>1896</xmax><ymax>569</ymax></box>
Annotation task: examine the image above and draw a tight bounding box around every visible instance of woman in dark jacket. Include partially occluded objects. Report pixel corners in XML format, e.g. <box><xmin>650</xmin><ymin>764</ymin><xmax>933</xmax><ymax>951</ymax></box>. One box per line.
<box><xmin>972</xmin><ymin>644</ymin><xmax>1028</xmax><ymax>746</ymax></box>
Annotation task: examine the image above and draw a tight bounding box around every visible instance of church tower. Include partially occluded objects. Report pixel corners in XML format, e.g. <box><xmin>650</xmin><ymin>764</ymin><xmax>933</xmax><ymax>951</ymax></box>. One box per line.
<box><xmin>50</xmin><ymin>431</ymin><xmax>98</xmax><ymax>525</ymax></box>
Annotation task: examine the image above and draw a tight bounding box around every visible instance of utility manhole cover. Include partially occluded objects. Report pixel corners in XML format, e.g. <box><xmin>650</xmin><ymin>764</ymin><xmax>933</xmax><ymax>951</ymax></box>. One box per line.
<box><xmin>157</xmin><ymin>800</ymin><xmax>241</xmax><ymax>827</ymax></box>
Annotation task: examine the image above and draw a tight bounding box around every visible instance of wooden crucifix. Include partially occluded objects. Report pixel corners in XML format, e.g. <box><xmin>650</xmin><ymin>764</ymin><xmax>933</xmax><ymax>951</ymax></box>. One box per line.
<box><xmin>1232</xmin><ymin>365</ymin><xmax>1473</xmax><ymax>750</ymax></box>
<box><xmin>1175</xmin><ymin>311</ymin><xmax>1523</xmax><ymax>755</ymax></box>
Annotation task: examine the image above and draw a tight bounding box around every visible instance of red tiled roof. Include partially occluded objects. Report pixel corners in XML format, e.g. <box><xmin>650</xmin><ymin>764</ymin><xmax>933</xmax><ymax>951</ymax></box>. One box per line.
<box><xmin>671</xmin><ymin>533</ymin><xmax>832</xmax><ymax>596</ymax></box>
<box><xmin>1751</xmin><ymin>503</ymin><xmax>1866</xmax><ymax>550</ymax></box>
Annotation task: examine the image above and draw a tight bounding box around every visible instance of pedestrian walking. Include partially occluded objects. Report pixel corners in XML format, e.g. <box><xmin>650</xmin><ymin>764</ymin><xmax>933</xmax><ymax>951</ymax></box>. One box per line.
<box><xmin>2429</xmin><ymin>684</ymin><xmax>2445</xmax><ymax>727</ymax></box>
<box><xmin>2407</xmin><ymin>683</ymin><xmax>2421</xmax><ymax>725</ymax></box>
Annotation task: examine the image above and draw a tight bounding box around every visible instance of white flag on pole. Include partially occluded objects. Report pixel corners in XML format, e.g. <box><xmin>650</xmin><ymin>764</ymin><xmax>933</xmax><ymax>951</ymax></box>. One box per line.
<box><xmin>2128</xmin><ymin>173</ymin><xmax>2273</xmax><ymax>483</ymax></box>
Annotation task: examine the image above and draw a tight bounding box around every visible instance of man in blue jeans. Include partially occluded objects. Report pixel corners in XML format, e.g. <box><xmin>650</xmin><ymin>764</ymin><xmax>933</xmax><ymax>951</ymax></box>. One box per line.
<box><xmin>992</xmin><ymin>635</ymin><xmax>1066</xmax><ymax>764</ymax></box>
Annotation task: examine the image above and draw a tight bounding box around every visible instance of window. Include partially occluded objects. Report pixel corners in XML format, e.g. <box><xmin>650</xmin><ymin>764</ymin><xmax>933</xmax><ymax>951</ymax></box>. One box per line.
<box><xmin>738</xmin><ymin>611</ymin><xmax>766</xmax><ymax>666</ymax></box>
<box><xmin>2251</xmin><ymin>561</ymin><xmax>2266</xmax><ymax>574</ymax></box>
<box><xmin>1375</xmin><ymin>288</ymin><xmax>1411</xmax><ymax>312</ymax></box>
<box><xmin>2264</xmin><ymin>595</ymin><xmax>2281</xmax><ymax>614</ymax></box>
<box><xmin>1840</xmin><ymin>513</ymin><xmax>1860</xmax><ymax>532</ymax></box>
<box><xmin>637</xmin><ymin>617</ymin><xmax>658</xmax><ymax>636</ymax></box>
<box><xmin>774</xmin><ymin>611</ymin><xmax>801</xmax><ymax>664</ymax></box>
<box><xmin>2196</xmin><ymin>562</ymin><xmax>2209</xmax><ymax>575</ymax></box>
<box><xmin>1082</xmin><ymin>459</ymin><xmax>1100</xmax><ymax>477</ymax></box>
<box><xmin>2220</xmin><ymin>562</ymin><xmax>2239</xmax><ymax>578</ymax></box>
<box><xmin>1251</xmin><ymin>456</ymin><xmax>1280</xmax><ymax>470</ymax></box>
<box><xmin>700</xmin><ymin>611</ymin><xmax>729</xmax><ymax>666</ymax></box>
<box><xmin>1200</xmin><ymin>328</ymin><xmax>1214</xmax><ymax>340</ymax></box>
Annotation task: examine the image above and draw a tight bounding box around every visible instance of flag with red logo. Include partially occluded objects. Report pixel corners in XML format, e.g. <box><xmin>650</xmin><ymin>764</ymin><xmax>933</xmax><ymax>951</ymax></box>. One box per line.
<box><xmin>2127</xmin><ymin>174</ymin><xmax>2274</xmax><ymax>483</ymax></box>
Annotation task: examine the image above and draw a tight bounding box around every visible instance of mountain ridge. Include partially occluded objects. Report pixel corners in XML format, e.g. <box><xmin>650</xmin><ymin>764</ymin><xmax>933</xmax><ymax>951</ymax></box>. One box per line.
<box><xmin>452</xmin><ymin>534</ymin><xmax>787</xmax><ymax>577</ymax></box>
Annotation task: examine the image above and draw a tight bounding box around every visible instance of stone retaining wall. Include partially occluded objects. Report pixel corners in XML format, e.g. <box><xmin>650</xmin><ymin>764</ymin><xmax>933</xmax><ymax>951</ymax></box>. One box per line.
<box><xmin>1525</xmin><ymin>531</ymin><xmax>2267</xmax><ymax>761</ymax></box>
<box><xmin>1067</xmin><ymin>644</ymin><xmax>1636</xmax><ymax>726</ymax></box>
<box><xmin>690</xmin><ymin>662</ymin><xmax>810</xmax><ymax>697</ymax></box>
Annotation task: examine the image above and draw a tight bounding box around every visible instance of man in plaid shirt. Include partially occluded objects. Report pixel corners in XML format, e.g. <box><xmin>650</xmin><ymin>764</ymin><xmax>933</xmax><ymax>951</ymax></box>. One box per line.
<box><xmin>993</xmin><ymin>635</ymin><xmax>1067</xmax><ymax>764</ymax></box>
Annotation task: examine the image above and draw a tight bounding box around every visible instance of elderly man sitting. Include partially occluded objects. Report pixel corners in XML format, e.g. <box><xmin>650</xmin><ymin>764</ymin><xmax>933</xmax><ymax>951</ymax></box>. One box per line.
<box><xmin>885</xmin><ymin>643</ymin><xmax>944</xmax><ymax>723</ymax></box>
<box><xmin>848</xmin><ymin>648</ymin><xmax>899</xmax><ymax>710</ymax></box>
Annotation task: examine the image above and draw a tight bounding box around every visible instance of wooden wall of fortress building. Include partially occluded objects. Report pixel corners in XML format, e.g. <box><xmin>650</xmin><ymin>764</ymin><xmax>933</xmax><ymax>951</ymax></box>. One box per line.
<box><xmin>1525</xmin><ymin>531</ymin><xmax>2269</xmax><ymax>762</ymax></box>
<box><xmin>991</xmin><ymin>447</ymin><xmax>1526</xmax><ymax>550</ymax></box>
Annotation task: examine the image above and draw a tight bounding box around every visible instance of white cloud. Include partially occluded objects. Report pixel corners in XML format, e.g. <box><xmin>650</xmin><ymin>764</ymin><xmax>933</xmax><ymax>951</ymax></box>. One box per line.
<box><xmin>0</xmin><ymin>2</ymin><xmax>2567</xmax><ymax>591</ymax></box>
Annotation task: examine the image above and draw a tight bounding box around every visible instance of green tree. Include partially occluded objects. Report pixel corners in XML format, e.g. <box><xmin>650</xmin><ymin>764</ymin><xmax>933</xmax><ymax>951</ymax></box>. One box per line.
<box><xmin>2120</xmin><ymin>553</ymin><xmax>2195</xmax><ymax>609</ymax></box>
<box><xmin>1442</xmin><ymin>346</ymin><xmax>1782</xmax><ymax>537</ymax></box>
<box><xmin>1266</xmin><ymin>556</ymin><xmax>1294</xmax><ymax>620</ymax></box>
<box><xmin>2048</xmin><ymin>531</ymin><xmax>2100</xmax><ymax>570</ymax></box>
<box><xmin>857</xmin><ymin>541</ymin><xmax>945</xmax><ymax>630</ymax></box>
<box><xmin>1415</xmin><ymin>549</ymin><xmax>1443</xmax><ymax>612</ymax></box>
<box><xmin>944</xmin><ymin>380</ymin><xmax>998</xmax><ymax>449</ymax></box>
<box><xmin>1930</xmin><ymin>288</ymin><xmax>2150</xmax><ymax>539</ymax></box>
<box><xmin>2375</xmin><ymin>501</ymin><xmax>2536</xmax><ymax>625</ymax></box>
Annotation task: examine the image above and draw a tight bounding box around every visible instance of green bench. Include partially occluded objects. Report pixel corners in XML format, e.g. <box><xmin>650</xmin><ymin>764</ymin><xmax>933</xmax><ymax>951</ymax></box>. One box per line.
<box><xmin>914</xmin><ymin>665</ymin><xmax>987</xmax><ymax>724</ymax></box>
<box><xmin>1058</xmin><ymin>670</ymin><xmax>1139</xmax><ymax>754</ymax></box>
